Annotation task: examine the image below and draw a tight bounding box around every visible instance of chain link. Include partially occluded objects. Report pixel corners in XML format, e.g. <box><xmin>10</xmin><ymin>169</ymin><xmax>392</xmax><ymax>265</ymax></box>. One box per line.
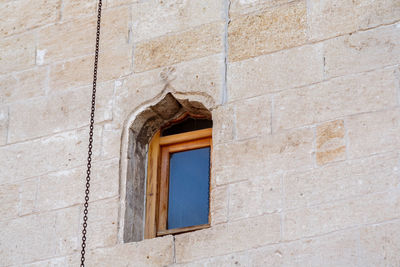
<box><xmin>80</xmin><ymin>1</ymin><xmax>103</xmax><ymax>266</ymax></box>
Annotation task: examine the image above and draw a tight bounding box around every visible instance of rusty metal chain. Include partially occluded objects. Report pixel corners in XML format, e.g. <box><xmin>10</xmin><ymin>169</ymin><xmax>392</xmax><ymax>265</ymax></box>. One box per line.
<box><xmin>80</xmin><ymin>0</ymin><xmax>103</xmax><ymax>266</ymax></box>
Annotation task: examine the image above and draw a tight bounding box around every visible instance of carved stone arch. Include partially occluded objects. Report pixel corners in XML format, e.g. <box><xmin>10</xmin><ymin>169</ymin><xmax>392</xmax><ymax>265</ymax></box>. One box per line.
<box><xmin>118</xmin><ymin>92</ymin><xmax>214</xmax><ymax>243</ymax></box>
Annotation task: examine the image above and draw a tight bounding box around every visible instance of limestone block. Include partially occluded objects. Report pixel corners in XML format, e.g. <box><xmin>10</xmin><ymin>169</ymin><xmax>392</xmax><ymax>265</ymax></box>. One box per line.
<box><xmin>212</xmin><ymin>104</ymin><xmax>235</xmax><ymax>145</ymax></box>
<box><xmin>62</xmin><ymin>0</ymin><xmax>98</xmax><ymax>21</ymax></box>
<box><xmin>83</xmin><ymin>198</ymin><xmax>119</xmax><ymax>249</ymax></box>
<box><xmin>85</xmin><ymin>235</ymin><xmax>174</xmax><ymax>267</ymax></box>
<box><xmin>228</xmin><ymin>43</ymin><xmax>324</xmax><ymax>101</ymax></box>
<box><xmin>54</xmin><ymin>206</ymin><xmax>81</xmax><ymax>255</ymax></box>
<box><xmin>229</xmin><ymin>0</ymin><xmax>293</xmax><ymax>17</ymax></box>
<box><xmin>132</xmin><ymin>0</ymin><xmax>223</xmax><ymax>42</ymax></box>
<box><xmin>0</xmin><ymin>127</ymin><xmax>102</xmax><ymax>184</ymax></box>
<box><xmin>134</xmin><ymin>22</ymin><xmax>224</xmax><ymax>72</ymax></box>
<box><xmin>175</xmin><ymin>214</ymin><xmax>280</xmax><ymax>263</ymax></box>
<box><xmin>38</xmin><ymin>7</ymin><xmax>130</xmax><ymax>65</ymax></box>
<box><xmin>235</xmin><ymin>95</ymin><xmax>271</xmax><ymax>140</ymax></box>
<box><xmin>284</xmin><ymin>152</ymin><xmax>399</xmax><ymax>210</ymax></box>
<box><xmin>308</xmin><ymin>0</ymin><xmax>400</xmax><ymax>40</ymax></box>
<box><xmin>273</xmin><ymin>68</ymin><xmax>398</xmax><ymax>131</ymax></box>
<box><xmin>228</xmin><ymin>1</ymin><xmax>307</xmax><ymax>62</ymax></box>
<box><xmin>229</xmin><ymin>172</ymin><xmax>282</xmax><ymax>220</ymax></box>
<box><xmin>359</xmin><ymin>220</ymin><xmax>400</xmax><ymax>266</ymax></box>
<box><xmin>347</xmin><ymin>108</ymin><xmax>400</xmax><ymax>159</ymax></box>
<box><xmin>22</xmin><ymin>255</ymin><xmax>79</xmax><ymax>267</ymax></box>
<box><xmin>283</xmin><ymin>189</ymin><xmax>400</xmax><ymax>241</ymax></box>
<box><xmin>210</xmin><ymin>185</ymin><xmax>228</xmax><ymax>225</ymax></box>
<box><xmin>106</xmin><ymin>0</ymin><xmax>140</xmax><ymax>8</ymax></box>
<box><xmin>0</xmin><ymin>0</ymin><xmax>60</xmax><ymax>37</ymax></box>
<box><xmin>0</xmin><ymin>183</ymin><xmax>19</xmax><ymax>220</ymax></box>
<box><xmin>213</xmin><ymin>128</ymin><xmax>313</xmax><ymax>185</ymax></box>
<box><xmin>316</xmin><ymin>119</ymin><xmax>346</xmax><ymax>165</ymax></box>
<box><xmin>8</xmin><ymin>82</ymin><xmax>114</xmax><ymax>143</ymax></box>
<box><xmin>49</xmin><ymin>47</ymin><xmax>132</xmax><ymax>91</ymax></box>
<box><xmin>0</xmin><ymin>67</ymin><xmax>48</xmax><ymax>105</ymax></box>
<box><xmin>324</xmin><ymin>24</ymin><xmax>400</xmax><ymax>78</ymax></box>
<box><xmin>18</xmin><ymin>178</ymin><xmax>38</xmax><ymax>216</ymax></box>
<box><xmin>0</xmin><ymin>32</ymin><xmax>36</xmax><ymax>74</ymax></box>
<box><xmin>37</xmin><ymin>159</ymin><xmax>119</xmax><ymax>212</ymax></box>
<box><xmin>0</xmin><ymin>106</ymin><xmax>8</xmax><ymax>145</ymax></box>
<box><xmin>101</xmin><ymin>124</ymin><xmax>122</xmax><ymax>160</ymax></box>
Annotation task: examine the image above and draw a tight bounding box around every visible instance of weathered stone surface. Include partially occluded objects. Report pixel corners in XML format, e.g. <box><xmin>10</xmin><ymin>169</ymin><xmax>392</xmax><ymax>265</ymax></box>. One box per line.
<box><xmin>49</xmin><ymin>47</ymin><xmax>132</xmax><ymax>91</ymax></box>
<box><xmin>236</xmin><ymin>95</ymin><xmax>271</xmax><ymax>140</ymax></box>
<box><xmin>229</xmin><ymin>172</ymin><xmax>282</xmax><ymax>220</ymax></box>
<box><xmin>86</xmin><ymin>235</ymin><xmax>174</xmax><ymax>267</ymax></box>
<box><xmin>283</xmin><ymin>189</ymin><xmax>400</xmax><ymax>241</ymax></box>
<box><xmin>106</xmin><ymin>0</ymin><xmax>140</xmax><ymax>8</ymax></box>
<box><xmin>273</xmin><ymin>68</ymin><xmax>398</xmax><ymax>131</ymax></box>
<box><xmin>228</xmin><ymin>0</ymin><xmax>307</xmax><ymax>62</ymax></box>
<box><xmin>0</xmin><ymin>106</ymin><xmax>8</xmax><ymax>145</ymax></box>
<box><xmin>229</xmin><ymin>0</ymin><xmax>293</xmax><ymax>17</ymax></box>
<box><xmin>213</xmin><ymin>128</ymin><xmax>313</xmax><ymax>185</ymax></box>
<box><xmin>61</xmin><ymin>0</ymin><xmax>98</xmax><ymax>21</ymax></box>
<box><xmin>101</xmin><ymin>124</ymin><xmax>122</xmax><ymax>159</ymax></box>
<box><xmin>175</xmin><ymin>214</ymin><xmax>281</xmax><ymax>263</ymax></box>
<box><xmin>37</xmin><ymin>159</ymin><xmax>119</xmax><ymax>212</ymax></box>
<box><xmin>132</xmin><ymin>0</ymin><xmax>223</xmax><ymax>42</ymax></box>
<box><xmin>38</xmin><ymin>7</ymin><xmax>130</xmax><ymax>64</ymax></box>
<box><xmin>0</xmin><ymin>127</ymin><xmax>102</xmax><ymax>184</ymax></box>
<box><xmin>0</xmin><ymin>32</ymin><xmax>36</xmax><ymax>74</ymax></box>
<box><xmin>228</xmin><ymin>43</ymin><xmax>324</xmax><ymax>101</ymax></box>
<box><xmin>359</xmin><ymin>220</ymin><xmax>400</xmax><ymax>267</ymax></box>
<box><xmin>0</xmin><ymin>0</ymin><xmax>60</xmax><ymax>37</ymax></box>
<box><xmin>0</xmin><ymin>183</ymin><xmax>19</xmax><ymax>221</ymax></box>
<box><xmin>308</xmin><ymin>0</ymin><xmax>400</xmax><ymax>40</ymax></box>
<box><xmin>18</xmin><ymin>178</ymin><xmax>38</xmax><ymax>216</ymax></box>
<box><xmin>316</xmin><ymin>119</ymin><xmax>346</xmax><ymax>165</ymax></box>
<box><xmin>0</xmin><ymin>67</ymin><xmax>48</xmax><ymax>105</ymax></box>
<box><xmin>212</xmin><ymin>104</ymin><xmax>235</xmax><ymax>145</ymax></box>
<box><xmin>134</xmin><ymin>22</ymin><xmax>223</xmax><ymax>72</ymax></box>
<box><xmin>324</xmin><ymin>24</ymin><xmax>400</xmax><ymax>78</ymax></box>
<box><xmin>22</xmin><ymin>255</ymin><xmax>79</xmax><ymax>267</ymax></box>
<box><xmin>210</xmin><ymin>185</ymin><xmax>228</xmax><ymax>225</ymax></box>
<box><xmin>347</xmin><ymin>108</ymin><xmax>400</xmax><ymax>159</ymax></box>
<box><xmin>284</xmin><ymin>152</ymin><xmax>399</xmax><ymax>209</ymax></box>
<box><xmin>8</xmin><ymin>81</ymin><xmax>113</xmax><ymax>143</ymax></box>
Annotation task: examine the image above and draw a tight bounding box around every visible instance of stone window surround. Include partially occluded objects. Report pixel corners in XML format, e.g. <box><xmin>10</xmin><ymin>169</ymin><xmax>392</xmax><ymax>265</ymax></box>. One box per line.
<box><xmin>117</xmin><ymin>92</ymin><xmax>216</xmax><ymax>243</ymax></box>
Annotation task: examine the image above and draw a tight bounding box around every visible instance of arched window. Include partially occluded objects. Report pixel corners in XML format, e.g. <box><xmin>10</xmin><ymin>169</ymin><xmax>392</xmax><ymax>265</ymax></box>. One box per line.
<box><xmin>122</xmin><ymin>93</ymin><xmax>213</xmax><ymax>242</ymax></box>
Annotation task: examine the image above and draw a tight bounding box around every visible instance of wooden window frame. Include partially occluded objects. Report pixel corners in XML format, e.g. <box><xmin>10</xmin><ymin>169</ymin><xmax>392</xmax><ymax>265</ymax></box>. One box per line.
<box><xmin>144</xmin><ymin>128</ymin><xmax>212</xmax><ymax>239</ymax></box>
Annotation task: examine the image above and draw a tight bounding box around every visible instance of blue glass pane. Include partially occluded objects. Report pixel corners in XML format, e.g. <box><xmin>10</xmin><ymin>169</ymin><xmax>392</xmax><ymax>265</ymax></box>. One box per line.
<box><xmin>167</xmin><ymin>147</ymin><xmax>210</xmax><ymax>230</ymax></box>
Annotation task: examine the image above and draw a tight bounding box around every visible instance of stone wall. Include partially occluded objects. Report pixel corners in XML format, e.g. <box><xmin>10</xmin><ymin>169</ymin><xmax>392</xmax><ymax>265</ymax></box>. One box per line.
<box><xmin>0</xmin><ymin>0</ymin><xmax>399</xmax><ymax>266</ymax></box>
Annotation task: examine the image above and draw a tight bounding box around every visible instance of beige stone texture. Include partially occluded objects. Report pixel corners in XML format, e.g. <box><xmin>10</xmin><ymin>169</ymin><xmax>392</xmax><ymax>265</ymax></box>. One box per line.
<box><xmin>308</xmin><ymin>0</ymin><xmax>400</xmax><ymax>40</ymax></box>
<box><xmin>283</xmin><ymin>189</ymin><xmax>400</xmax><ymax>241</ymax></box>
<box><xmin>0</xmin><ymin>127</ymin><xmax>102</xmax><ymax>184</ymax></box>
<box><xmin>175</xmin><ymin>214</ymin><xmax>281</xmax><ymax>263</ymax></box>
<box><xmin>61</xmin><ymin>0</ymin><xmax>98</xmax><ymax>21</ymax></box>
<box><xmin>210</xmin><ymin>185</ymin><xmax>228</xmax><ymax>225</ymax></box>
<box><xmin>347</xmin><ymin>108</ymin><xmax>400</xmax><ymax>159</ymax></box>
<box><xmin>0</xmin><ymin>32</ymin><xmax>36</xmax><ymax>74</ymax></box>
<box><xmin>0</xmin><ymin>0</ymin><xmax>60</xmax><ymax>37</ymax></box>
<box><xmin>49</xmin><ymin>47</ymin><xmax>132</xmax><ymax>91</ymax></box>
<box><xmin>38</xmin><ymin>7</ymin><xmax>130</xmax><ymax>65</ymax></box>
<box><xmin>324</xmin><ymin>24</ymin><xmax>400</xmax><ymax>78</ymax></box>
<box><xmin>273</xmin><ymin>68</ymin><xmax>398</xmax><ymax>131</ymax></box>
<box><xmin>101</xmin><ymin>124</ymin><xmax>122</xmax><ymax>159</ymax></box>
<box><xmin>284</xmin><ymin>152</ymin><xmax>400</xmax><ymax>210</ymax></box>
<box><xmin>86</xmin><ymin>236</ymin><xmax>174</xmax><ymax>267</ymax></box>
<box><xmin>235</xmin><ymin>95</ymin><xmax>271</xmax><ymax>140</ymax></box>
<box><xmin>228</xmin><ymin>43</ymin><xmax>324</xmax><ymax>101</ymax></box>
<box><xmin>134</xmin><ymin>22</ymin><xmax>224</xmax><ymax>72</ymax></box>
<box><xmin>18</xmin><ymin>178</ymin><xmax>38</xmax><ymax>216</ymax></box>
<box><xmin>37</xmin><ymin>159</ymin><xmax>119</xmax><ymax>212</ymax></box>
<box><xmin>316</xmin><ymin>119</ymin><xmax>346</xmax><ymax>165</ymax></box>
<box><xmin>132</xmin><ymin>0</ymin><xmax>223</xmax><ymax>42</ymax></box>
<box><xmin>0</xmin><ymin>67</ymin><xmax>48</xmax><ymax>105</ymax></box>
<box><xmin>228</xmin><ymin>0</ymin><xmax>308</xmax><ymax>62</ymax></box>
<box><xmin>8</xmin><ymin>81</ymin><xmax>113</xmax><ymax>143</ymax></box>
<box><xmin>229</xmin><ymin>0</ymin><xmax>294</xmax><ymax>17</ymax></box>
<box><xmin>0</xmin><ymin>183</ymin><xmax>19</xmax><ymax>221</ymax></box>
<box><xmin>229</xmin><ymin>172</ymin><xmax>282</xmax><ymax>220</ymax></box>
<box><xmin>0</xmin><ymin>106</ymin><xmax>8</xmax><ymax>145</ymax></box>
<box><xmin>213</xmin><ymin>127</ymin><xmax>313</xmax><ymax>185</ymax></box>
<box><xmin>106</xmin><ymin>0</ymin><xmax>140</xmax><ymax>8</ymax></box>
<box><xmin>212</xmin><ymin>104</ymin><xmax>235</xmax><ymax>145</ymax></box>
<box><xmin>359</xmin><ymin>220</ymin><xmax>400</xmax><ymax>266</ymax></box>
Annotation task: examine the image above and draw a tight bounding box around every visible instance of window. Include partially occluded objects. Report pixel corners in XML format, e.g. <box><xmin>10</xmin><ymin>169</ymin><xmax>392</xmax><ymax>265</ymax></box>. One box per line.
<box><xmin>144</xmin><ymin>116</ymin><xmax>212</xmax><ymax>238</ymax></box>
